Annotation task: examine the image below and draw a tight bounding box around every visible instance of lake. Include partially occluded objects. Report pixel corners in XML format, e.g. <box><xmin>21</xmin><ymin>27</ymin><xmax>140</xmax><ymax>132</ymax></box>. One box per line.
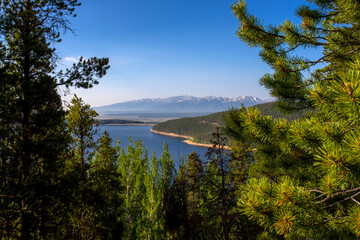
<box><xmin>98</xmin><ymin>125</ymin><xmax>208</xmax><ymax>165</ymax></box>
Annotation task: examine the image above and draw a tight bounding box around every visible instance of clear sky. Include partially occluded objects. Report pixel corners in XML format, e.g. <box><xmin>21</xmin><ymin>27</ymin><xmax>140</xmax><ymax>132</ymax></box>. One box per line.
<box><xmin>57</xmin><ymin>0</ymin><xmax>307</xmax><ymax>107</ymax></box>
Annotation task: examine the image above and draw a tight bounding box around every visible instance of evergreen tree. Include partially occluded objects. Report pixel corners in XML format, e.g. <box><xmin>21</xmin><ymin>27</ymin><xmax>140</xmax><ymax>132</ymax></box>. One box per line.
<box><xmin>118</xmin><ymin>139</ymin><xmax>148</xmax><ymax>239</ymax></box>
<box><xmin>142</xmin><ymin>152</ymin><xmax>162</xmax><ymax>239</ymax></box>
<box><xmin>204</xmin><ymin>126</ymin><xmax>233</xmax><ymax>240</ymax></box>
<box><xmin>225</xmin><ymin>0</ymin><xmax>360</xmax><ymax>238</ymax></box>
<box><xmin>185</xmin><ymin>152</ymin><xmax>205</xmax><ymax>239</ymax></box>
<box><xmin>117</xmin><ymin>140</ymin><xmax>175</xmax><ymax>239</ymax></box>
<box><xmin>163</xmin><ymin>156</ymin><xmax>190</xmax><ymax>239</ymax></box>
<box><xmin>231</xmin><ymin>0</ymin><xmax>360</xmax><ymax>112</ymax></box>
<box><xmin>66</xmin><ymin>94</ymin><xmax>99</xmax><ymax>176</ymax></box>
<box><xmin>91</xmin><ymin>131</ymin><xmax>123</xmax><ymax>239</ymax></box>
<box><xmin>0</xmin><ymin>0</ymin><xmax>109</xmax><ymax>238</ymax></box>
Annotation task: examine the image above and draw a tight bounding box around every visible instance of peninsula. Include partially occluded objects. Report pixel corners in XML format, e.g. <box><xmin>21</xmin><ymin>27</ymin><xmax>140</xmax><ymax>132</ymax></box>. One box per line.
<box><xmin>150</xmin><ymin>129</ymin><xmax>215</xmax><ymax>148</ymax></box>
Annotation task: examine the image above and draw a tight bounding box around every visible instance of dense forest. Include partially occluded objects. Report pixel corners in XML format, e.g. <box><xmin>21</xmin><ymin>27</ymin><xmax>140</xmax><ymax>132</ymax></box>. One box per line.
<box><xmin>152</xmin><ymin>102</ymin><xmax>308</xmax><ymax>144</ymax></box>
<box><xmin>2</xmin><ymin>0</ymin><xmax>360</xmax><ymax>239</ymax></box>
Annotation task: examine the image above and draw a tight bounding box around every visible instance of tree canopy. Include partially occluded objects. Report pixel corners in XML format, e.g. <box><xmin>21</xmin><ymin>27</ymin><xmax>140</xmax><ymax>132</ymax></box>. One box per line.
<box><xmin>225</xmin><ymin>0</ymin><xmax>360</xmax><ymax>238</ymax></box>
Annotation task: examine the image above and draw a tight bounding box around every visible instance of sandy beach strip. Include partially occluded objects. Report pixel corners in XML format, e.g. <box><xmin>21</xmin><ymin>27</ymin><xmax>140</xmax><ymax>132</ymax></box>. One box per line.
<box><xmin>183</xmin><ymin>140</ymin><xmax>214</xmax><ymax>148</ymax></box>
<box><xmin>100</xmin><ymin>123</ymin><xmax>155</xmax><ymax>126</ymax></box>
<box><xmin>183</xmin><ymin>140</ymin><xmax>231</xmax><ymax>150</ymax></box>
<box><xmin>150</xmin><ymin>129</ymin><xmax>231</xmax><ymax>149</ymax></box>
<box><xmin>150</xmin><ymin>129</ymin><xmax>193</xmax><ymax>140</ymax></box>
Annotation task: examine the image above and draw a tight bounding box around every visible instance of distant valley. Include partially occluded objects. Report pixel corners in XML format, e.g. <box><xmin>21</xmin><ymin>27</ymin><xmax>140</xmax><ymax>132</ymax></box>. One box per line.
<box><xmin>94</xmin><ymin>95</ymin><xmax>274</xmax><ymax>115</ymax></box>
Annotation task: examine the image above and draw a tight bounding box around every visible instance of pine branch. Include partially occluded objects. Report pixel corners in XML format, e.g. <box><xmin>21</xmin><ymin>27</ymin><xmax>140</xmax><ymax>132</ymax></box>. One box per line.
<box><xmin>351</xmin><ymin>192</ymin><xmax>360</xmax><ymax>205</ymax></box>
<box><xmin>300</xmin><ymin>214</ymin><xmax>347</xmax><ymax>227</ymax></box>
<box><xmin>282</xmin><ymin>24</ymin><xmax>326</xmax><ymax>46</ymax></box>
<box><xmin>0</xmin><ymin>194</ymin><xmax>16</xmax><ymax>198</ymax></box>
<box><xmin>314</xmin><ymin>187</ymin><xmax>360</xmax><ymax>208</ymax></box>
<box><xmin>323</xmin><ymin>215</ymin><xmax>345</xmax><ymax>223</ymax></box>
<box><xmin>309</xmin><ymin>189</ymin><xmax>325</xmax><ymax>194</ymax></box>
<box><xmin>285</xmin><ymin>47</ymin><xmax>360</xmax><ymax>73</ymax></box>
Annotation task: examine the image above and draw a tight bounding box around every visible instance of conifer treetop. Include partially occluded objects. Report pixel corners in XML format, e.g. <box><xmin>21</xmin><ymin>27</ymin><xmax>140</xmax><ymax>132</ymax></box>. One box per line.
<box><xmin>232</xmin><ymin>0</ymin><xmax>360</xmax><ymax>111</ymax></box>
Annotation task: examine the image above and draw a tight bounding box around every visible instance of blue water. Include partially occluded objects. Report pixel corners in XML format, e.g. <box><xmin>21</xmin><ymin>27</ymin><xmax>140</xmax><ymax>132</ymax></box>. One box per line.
<box><xmin>97</xmin><ymin>125</ymin><xmax>208</xmax><ymax>165</ymax></box>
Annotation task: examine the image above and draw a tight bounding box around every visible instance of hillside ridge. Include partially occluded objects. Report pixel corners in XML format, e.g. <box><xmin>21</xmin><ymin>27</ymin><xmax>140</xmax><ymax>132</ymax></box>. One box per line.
<box><xmin>94</xmin><ymin>95</ymin><xmax>274</xmax><ymax>114</ymax></box>
<box><xmin>152</xmin><ymin>102</ymin><xmax>308</xmax><ymax>145</ymax></box>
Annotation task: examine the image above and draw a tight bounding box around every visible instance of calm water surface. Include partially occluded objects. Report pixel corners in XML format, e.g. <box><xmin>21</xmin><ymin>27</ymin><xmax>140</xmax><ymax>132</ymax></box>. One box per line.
<box><xmin>98</xmin><ymin>125</ymin><xmax>208</xmax><ymax>165</ymax></box>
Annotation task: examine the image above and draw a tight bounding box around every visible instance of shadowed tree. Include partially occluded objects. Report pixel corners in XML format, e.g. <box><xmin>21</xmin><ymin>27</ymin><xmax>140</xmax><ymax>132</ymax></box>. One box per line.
<box><xmin>90</xmin><ymin>131</ymin><xmax>123</xmax><ymax>239</ymax></box>
<box><xmin>0</xmin><ymin>0</ymin><xmax>109</xmax><ymax>238</ymax></box>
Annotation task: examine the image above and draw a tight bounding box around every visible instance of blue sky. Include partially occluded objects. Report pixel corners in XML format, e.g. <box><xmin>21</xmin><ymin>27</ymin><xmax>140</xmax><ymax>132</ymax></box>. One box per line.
<box><xmin>58</xmin><ymin>0</ymin><xmax>307</xmax><ymax>107</ymax></box>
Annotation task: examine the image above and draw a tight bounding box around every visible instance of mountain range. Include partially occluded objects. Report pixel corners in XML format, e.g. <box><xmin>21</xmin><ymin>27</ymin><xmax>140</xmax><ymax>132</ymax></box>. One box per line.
<box><xmin>94</xmin><ymin>95</ymin><xmax>274</xmax><ymax>114</ymax></box>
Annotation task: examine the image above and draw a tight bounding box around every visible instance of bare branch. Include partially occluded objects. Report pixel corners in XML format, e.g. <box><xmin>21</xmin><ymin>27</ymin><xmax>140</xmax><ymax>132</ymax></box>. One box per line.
<box><xmin>321</xmin><ymin>188</ymin><xmax>360</xmax><ymax>209</ymax></box>
<box><xmin>0</xmin><ymin>194</ymin><xmax>15</xmax><ymax>199</ymax></box>
<box><xmin>309</xmin><ymin>189</ymin><xmax>325</xmax><ymax>194</ymax></box>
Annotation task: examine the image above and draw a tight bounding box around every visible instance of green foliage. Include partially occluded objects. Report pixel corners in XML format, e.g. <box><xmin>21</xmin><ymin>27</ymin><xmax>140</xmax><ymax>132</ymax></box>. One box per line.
<box><xmin>90</xmin><ymin>131</ymin><xmax>123</xmax><ymax>239</ymax></box>
<box><xmin>225</xmin><ymin>0</ymin><xmax>360</xmax><ymax>238</ymax></box>
<box><xmin>66</xmin><ymin>95</ymin><xmax>99</xmax><ymax>170</ymax></box>
<box><xmin>0</xmin><ymin>1</ymin><xmax>109</xmax><ymax>238</ymax></box>
<box><xmin>118</xmin><ymin>140</ymin><xmax>175</xmax><ymax>239</ymax></box>
<box><xmin>61</xmin><ymin>100</ymin><xmax>124</xmax><ymax>239</ymax></box>
<box><xmin>232</xmin><ymin>0</ymin><xmax>360</xmax><ymax>112</ymax></box>
<box><xmin>64</xmin><ymin>99</ymin><xmax>180</xmax><ymax>239</ymax></box>
<box><xmin>163</xmin><ymin>131</ymin><xmax>260</xmax><ymax>240</ymax></box>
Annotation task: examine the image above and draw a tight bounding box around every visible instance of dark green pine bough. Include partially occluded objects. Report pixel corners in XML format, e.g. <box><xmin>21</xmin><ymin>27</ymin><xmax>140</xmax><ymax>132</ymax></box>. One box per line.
<box><xmin>225</xmin><ymin>0</ymin><xmax>360</xmax><ymax>238</ymax></box>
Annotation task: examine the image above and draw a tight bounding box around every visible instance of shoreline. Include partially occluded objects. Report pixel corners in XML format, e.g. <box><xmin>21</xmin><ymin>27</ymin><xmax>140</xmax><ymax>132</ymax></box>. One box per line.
<box><xmin>150</xmin><ymin>129</ymin><xmax>192</xmax><ymax>140</ymax></box>
<box><xmin>100</xmin><ymin>123</ymin><xmax>155</xmax><ymax>126</ymax></box>
<box><xmin>150</xmin><ymin>129</ymin><xmax>230</xmax><ymax>149</ymax></box>
<box><xmin>183</xmin><ymin>140</ymin><xmax>214</xmax><ymax>148</ymax></box>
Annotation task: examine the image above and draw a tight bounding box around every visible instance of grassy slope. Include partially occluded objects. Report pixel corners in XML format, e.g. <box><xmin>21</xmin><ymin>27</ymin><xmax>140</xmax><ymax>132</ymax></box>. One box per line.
<box><xmin>152</xmin><ymin>102</ymin><xmax>308</xmax><ymax>144</ymax></box>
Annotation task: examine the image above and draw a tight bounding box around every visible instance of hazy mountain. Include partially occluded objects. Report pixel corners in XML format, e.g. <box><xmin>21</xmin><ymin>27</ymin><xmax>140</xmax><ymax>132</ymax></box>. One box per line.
<box><xmin>94</xmin><ymin>95</ymin><xmax>270</xmax><ymax>114</ymax></box>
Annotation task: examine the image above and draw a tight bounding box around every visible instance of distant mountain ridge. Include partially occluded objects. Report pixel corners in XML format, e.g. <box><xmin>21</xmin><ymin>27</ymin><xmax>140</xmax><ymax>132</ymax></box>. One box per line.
<box><xmin>95</xmin><ymin>95</ymin><xmax>273</xmax><ymax>114</ymax></box>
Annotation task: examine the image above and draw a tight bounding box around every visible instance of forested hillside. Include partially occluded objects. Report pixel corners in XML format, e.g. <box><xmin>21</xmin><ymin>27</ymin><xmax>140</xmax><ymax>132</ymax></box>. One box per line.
<box><xmin>152</xmin><ymin>102</ymin><xmax>308</xmax><ymax>144</ymax></box>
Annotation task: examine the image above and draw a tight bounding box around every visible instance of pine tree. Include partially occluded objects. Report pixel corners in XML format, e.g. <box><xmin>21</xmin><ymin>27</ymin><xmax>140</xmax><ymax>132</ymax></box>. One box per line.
<box><xmin>204</xmin><ymin>126</ymin><xmax>233</xmax><ymax>240</ymax></box>
<box><xmin>0</xmin><ymin>1</ymin><xmax>109</xmax><ymax>238</ymax></box>
<box><xmin>231</xmin><ymin>0</ymin><xmax>360</xmax><ymax>112</ymax></box>
<box><xmin>185</xmin><ymin>151</ymin><xmax>204</xmax><ymax>237</ymax></box>
<box><xmin>142</xmin><ymin>152</ymin><xmax>162</xmax><ymax>239</ymax></box>
<box><xmin>118</xmin><ymin>139</ymin><xmax>149</xmax><ymax>239</ymax></box>
<box><xmin>66</xmin><ymin>94</ymin><xmax>99</xmax><ymax>176</ymax></box>
<box><xmin>225</xmin><ymin>0</ymin><xmax>360</xmax><ymax>238</ymax></box>
<box><xmin>117</xmin><ymin>140</ymin><xmax>175</xmax><ymax>239</ymax></box>
<box><xmin>91</xmin><ymin>131</ymin><xmax>123</xmax><ymax>239</ymax></box>
<box><xmin>163</xmin><ymin>156</ymin><xmax>190</xmax><ymax>239</ymax></box>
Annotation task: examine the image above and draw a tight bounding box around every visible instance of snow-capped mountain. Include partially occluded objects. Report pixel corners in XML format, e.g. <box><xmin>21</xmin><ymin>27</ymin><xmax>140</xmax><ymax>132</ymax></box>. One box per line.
<box><xmin>94</xmin><ymin>95</ymin><xmax>271</xmax><ymax>114</ymax></box>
